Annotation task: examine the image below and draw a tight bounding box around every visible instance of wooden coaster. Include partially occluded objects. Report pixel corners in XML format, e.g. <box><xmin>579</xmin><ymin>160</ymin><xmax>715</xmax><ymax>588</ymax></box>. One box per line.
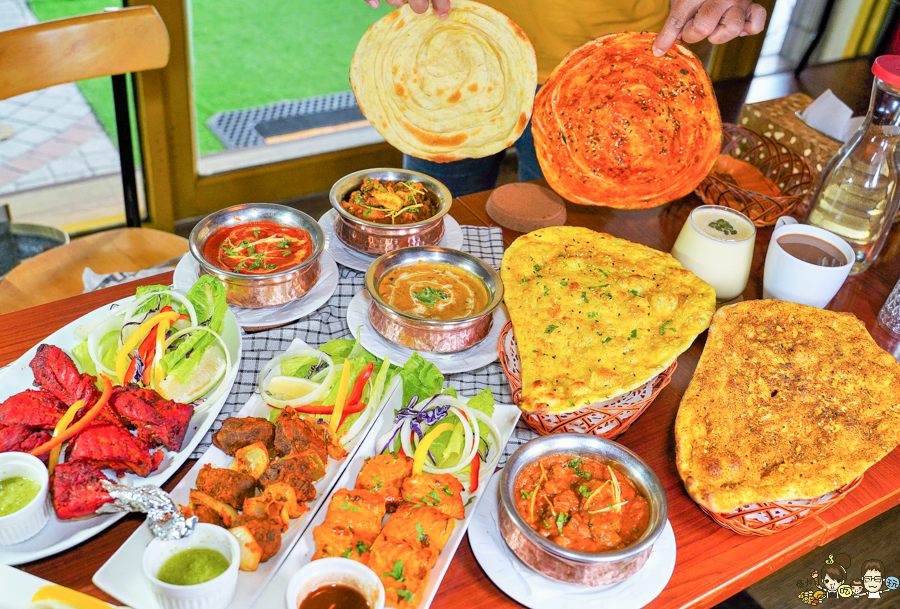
<box><xmin>486</xmin><ymin>183</ymin><xmax>567</xmax><ymax>232</ymax></box>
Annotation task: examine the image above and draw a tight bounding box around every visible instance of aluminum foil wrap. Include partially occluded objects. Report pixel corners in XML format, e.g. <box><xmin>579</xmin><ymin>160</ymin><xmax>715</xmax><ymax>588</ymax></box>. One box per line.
<box><xmin>98</xmin><ymin>480</ymin><xmax>198</xmax><ymax>540</ymax></box>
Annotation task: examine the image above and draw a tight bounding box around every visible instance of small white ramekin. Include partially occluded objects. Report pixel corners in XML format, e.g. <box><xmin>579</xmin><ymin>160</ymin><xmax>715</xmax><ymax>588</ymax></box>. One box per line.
<box><xmin>142</xmin><ymin>523</ymin><xmax>241</xmax><ymax>609</ymax></box>
<box><xmin>285</xmin><ymin>557</ymin><xmax>385</xmax><ymax>609</ymax></box>
<box><xmin>0</xmin><ymin>452</ymin><xmax>51</xmax><ymax>545</ymax></box>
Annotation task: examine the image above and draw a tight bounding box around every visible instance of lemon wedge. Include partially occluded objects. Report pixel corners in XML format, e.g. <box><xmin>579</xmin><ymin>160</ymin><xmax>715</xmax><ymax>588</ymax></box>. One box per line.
<box><xmin>158</xmin><ymin>347</ymin><xmax>226</xmax><ymax>404</ymax></box>
<box><xmin>32</xmin><ymin>585</ymin><xmax>113</xmax><ymax>609</ymax></box>
<box><xmin>265</xmin><ymin>376</ymin><xmax>319</xmax><ymax>401</ymax></box>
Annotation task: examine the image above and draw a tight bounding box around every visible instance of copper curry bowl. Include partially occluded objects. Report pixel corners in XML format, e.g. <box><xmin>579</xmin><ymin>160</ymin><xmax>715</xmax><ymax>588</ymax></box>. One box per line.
<box><xmin>329</xmin><ymin>168</ymin><xmax>452</xmax><ymax>256</ymax></box>
<box><xmin>189</xmin><ymin>203</ymin><xmax>323</xmax><ymax>308</ymax></box>
<box><xmin>499</xmin><ymin>434</ymin><xmax>668</xmax><ymax>586</ymax></box>
<box><xmin>364</xmin><ymin>246</ymin><xmax>503</xmax><ymax>353</ymax></box>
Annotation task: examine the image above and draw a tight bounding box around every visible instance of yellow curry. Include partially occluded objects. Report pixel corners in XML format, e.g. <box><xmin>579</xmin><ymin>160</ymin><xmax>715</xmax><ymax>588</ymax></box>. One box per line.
<box><xmin>378</xmin><ymin>263</ymin><xmax>489</xmax><ymax>321</ymax></box>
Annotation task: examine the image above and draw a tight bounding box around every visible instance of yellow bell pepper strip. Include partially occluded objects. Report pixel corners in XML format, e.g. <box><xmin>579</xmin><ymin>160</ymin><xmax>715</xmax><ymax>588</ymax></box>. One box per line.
<box><xmin>413</xmin><ymin>422</ymin><xmax>455</xmax><ymax>475</ymax></box>
<box><xmin>154</xmin><ymin>316</ymin><xmax>171</xmax><ymax>386</ymax></box>
<box><xmin>47</xmin><ymin>399</ymin><xmax>84</xmax><ymax>476</ymax></box>
<box><xmin>329</xmin><ymin>364</ymin><xmax>353</xmax><ymax>434</ymax></box>
<box><xmin>30</xmin><ymin>375</ymin><xmax>113</xmax><ymax>458</ymax></box>
<box><xmin>32</xmin><ymin>585</ymin><xmax>114</xmax><ymax>609</ymax></box>
<box><xmin>115</xmin><ymin>311</ymin><xmax>184</xmax><ymax>383</ymax></box>
<box><xmin>123</xmin><ymin>326</ymin><xmax>159</xmax><ymax>386</ymax></box>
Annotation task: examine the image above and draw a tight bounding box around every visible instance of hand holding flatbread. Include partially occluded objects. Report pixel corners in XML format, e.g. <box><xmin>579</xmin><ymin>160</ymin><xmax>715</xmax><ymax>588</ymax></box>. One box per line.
<box><xmin>351</xmin><ymin>0</ymin><xmax>537</xmax><ymax>162</ymax></box>
<box><xmin>533</xmin><ymin>32</ymin><xmax>721</xmax><ymax>209</ymax></box>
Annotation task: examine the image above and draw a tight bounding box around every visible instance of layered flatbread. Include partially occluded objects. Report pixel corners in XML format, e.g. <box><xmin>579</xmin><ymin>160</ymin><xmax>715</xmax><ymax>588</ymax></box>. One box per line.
<box><xmin>676</xmin><ymin>300</ymin><xmax>900</xmax><ymax>513</ymax></box>
<box><xmin>532</xmin><ymin>32</ymin><xmax>721</xmax><ymax>208</ymax></box>
<box><xmin>501</xmin><ymin>226</ymin><xmax>715</xmax><ymax>414</ymax></box>
<box><xmin>351</xmin><ymin>0</ymin><xmax>537</xmax><ymax>162</ymax></box>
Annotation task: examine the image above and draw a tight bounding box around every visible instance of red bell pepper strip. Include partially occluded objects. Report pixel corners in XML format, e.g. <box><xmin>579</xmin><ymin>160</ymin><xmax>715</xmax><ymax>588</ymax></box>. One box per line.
<box><xmin>30</xmin><ymin>375</ymin><xmax>113</xmax><ymax>457</ymax></box>
<box><xmin>124</xmin><ymin>322</ymin><xmax>161</xmax><ymax>385</ymax></box>
<box><xmin>142</xmin><ymin>346</ymin><xmax>155</xmax><ymax>386</ymax></box>
<box><xmin>470</xmin><ymin>452</ymin><xmax>480</xmax><ymax>493</ymax></box>
<box><xmin>291</xmin><ymin>402</ymin><xmax>366</xmax><ymax>416</ymax></box>
<box><xmin>345</xmin><ymin>362</ymin><xmax>375</xmax><ymax>408</ymax></box>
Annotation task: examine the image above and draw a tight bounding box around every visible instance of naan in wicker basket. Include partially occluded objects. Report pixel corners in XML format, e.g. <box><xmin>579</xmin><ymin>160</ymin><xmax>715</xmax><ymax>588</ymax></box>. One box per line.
<box><xmin>676</xmin><ymin>300</ymin><xmax>900</xmax><ymax>513</ymax></box>
<box><xmin>351</xmin><ymin>0</ymin><xmax>537</xmax><ymax>162</ymax></box>
<box><xmin>501</xmin><ymin>226</ymin><xmax>715</xmax><ymax>414</ymax></box>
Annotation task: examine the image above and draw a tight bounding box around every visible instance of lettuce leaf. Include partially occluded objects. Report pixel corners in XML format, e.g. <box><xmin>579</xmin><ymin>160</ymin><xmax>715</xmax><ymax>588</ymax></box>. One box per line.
<box><xmin>399</xmin><ymin>353</ymin><xmax>444</xmax><ymax>406</ymax></box>
<box><xmin>280</xmin><ymin>355</ymin><xmax>319</xmax><ymax>379</ymax></box>
<box><xmin>160</xmin><ymin>275</ymin><xmax>227</xmax><ymax>381</ymax></box>
<box><xmin>134</xmin><ymin>285</ymin><xmax>173</xmax><ymax>316</ymax></box>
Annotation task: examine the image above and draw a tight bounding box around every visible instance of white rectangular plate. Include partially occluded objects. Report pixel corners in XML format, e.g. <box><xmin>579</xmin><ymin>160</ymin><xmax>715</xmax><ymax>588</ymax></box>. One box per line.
<box><xmin>252</xmin><ymin>388</ymin><xmax>521</xmax><ymax>609</ymax></box>
<box><xmin>93</xmin><ymin>354</ymin><xmax>400</xmax><ymax>609</ymax></box>
<box><xmin>0</xmin><ymin>295</ymin><xmax>242</xmax><ymax>565</ymax></box>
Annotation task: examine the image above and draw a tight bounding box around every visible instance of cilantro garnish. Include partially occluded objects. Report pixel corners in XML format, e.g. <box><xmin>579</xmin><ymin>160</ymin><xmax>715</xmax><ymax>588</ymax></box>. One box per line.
<box><xmin>398</xmin><ymin>589</ymin><xmax>414</xmax><ymax>602</ymax></box>
<box><xmin>342</xmin><ymin>548</ymin><xmax>352</xmax><ymax>557</ymax></box>
<box><xmin>357</xmin><ymin>541</ymin><xmax>369</xmax><ymax>553</ymax></box>
<box><xmin>385</xmin><ymin>559</ymin><xmax>405</xmax><ymax>582</ymax></box>
<box><xmin>627</xmin><ymin>289</ymin><xmax>644</xmax><ymax>298</ymax></box>
<box><xmin>568</xmin><ymin>458</ymin><xmax>591</xmax><ymax>479</ymax></box>
<box><xmin>556</xmin><ymin>512</ymin><xmax>570</xmax><ymax>534</ymax></box>
<box><xmin>578</xmin><ymin>485</ymin><xmax>590</xmax><ymax>498</ymax></box>
<box><xmin>660</xmin><ymin>320</ymin><xmax>676</xmax><ymax>335</ymax></box>
<box><xmin>416</xmin><ymin>522</ymin><xmax>429</xmax><ymax>545</ymax></box>
<box><xmin>339</xmin><ymin>500</ymin><xmax>361</xmax><ymax>512</ymax></box>
<box><xmin>520</xmin><ymin>489</ymin><xmax>534</xmax><ymax>499</ymax></box>
<box><xmin>413</xmin><ymin>286</ymin><xmax>450</xmax><ymax>307</ymax></box>
<box><xmin>544</xmin><ymin>324</ymin><xmax>558</xmax><ymax>334</ymax></box>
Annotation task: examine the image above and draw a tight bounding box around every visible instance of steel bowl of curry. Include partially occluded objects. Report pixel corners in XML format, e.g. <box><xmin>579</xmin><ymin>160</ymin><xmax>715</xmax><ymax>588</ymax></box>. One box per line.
<box><xmin>499</xmin><ymin>434</ymin><xmax>668</xmax><ymax>586</ymax></box>
<box><xmin>329</xmin><ymin>168</ymin><xmax>452</xmax><ymax>256</ymax></box>
<box><xmin>189</xmin><ymin>203</ymin><xmax>324</xmax><ymax>308</ymax></box>
<box><xmin>364</xmin><ymin>247</ymin><xmax>504</xmax><ymax>353</ymax></box>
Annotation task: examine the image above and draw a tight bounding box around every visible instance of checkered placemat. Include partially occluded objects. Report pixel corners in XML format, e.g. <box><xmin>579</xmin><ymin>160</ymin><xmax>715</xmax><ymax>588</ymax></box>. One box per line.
<box><xmin>186</xmin><ymin>225</ymin><xmax>537</xmax><ymax>464</ymax></box>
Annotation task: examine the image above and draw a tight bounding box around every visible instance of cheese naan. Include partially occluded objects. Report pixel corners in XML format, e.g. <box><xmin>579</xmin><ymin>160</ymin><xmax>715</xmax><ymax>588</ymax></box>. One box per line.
<box><xmin>501</xmin><ymin>226</ymin><xmax>715</xmax><ymax>414</ymax></box>
<box><xmin>532</xmin><ymin>32</ymin><xmax>721</xmax><ymax>209</ymax></box>
<box><xmin>351</xmin><ymin>0</ymin><xmax>537</xmax><ymax>162</ymax></box>
<box><xmin>675</xmin><ymin>300</ymin><xmax>900</xmax><ymax>513</ymax></box>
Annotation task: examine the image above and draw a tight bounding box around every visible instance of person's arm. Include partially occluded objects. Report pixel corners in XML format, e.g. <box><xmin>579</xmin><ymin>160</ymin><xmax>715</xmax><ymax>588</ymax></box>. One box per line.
<box><xmin>365</xmin><ymin>0</ymin><xmax>451</xmax><ymax>19</ymax></box>
<box><xmin>653</xmin><ymin>0</ymin><xmax>767</xmax><ymax>55</ymax></box>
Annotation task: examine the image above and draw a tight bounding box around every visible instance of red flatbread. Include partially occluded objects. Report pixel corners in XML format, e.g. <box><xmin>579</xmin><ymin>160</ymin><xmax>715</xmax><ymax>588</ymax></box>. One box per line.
<box><xmin>532</xmin><ymin>32</ymin><xmax>721</xmax><ymax>209</ymax></box>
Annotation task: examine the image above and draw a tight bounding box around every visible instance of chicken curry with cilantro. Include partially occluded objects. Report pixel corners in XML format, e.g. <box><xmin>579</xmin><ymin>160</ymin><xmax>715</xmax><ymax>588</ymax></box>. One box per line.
<box><xmin>342</xmin><ymin>177</ymin><xmax>440</xmax><ymax>225</ymax></box>
<box><xmin>378</xmin><ymin>262</ymin><xmax>489</xmax><ymax>321</ymax></box>
<box><xmin>514</xmin><ymin>453</ymin><xmax>650</xmax><ymax>552</ymax></box>
<box><xmin>203</xmin><ymin>222</ymin><xmax>313</xmax><ymax>275</ymax></box>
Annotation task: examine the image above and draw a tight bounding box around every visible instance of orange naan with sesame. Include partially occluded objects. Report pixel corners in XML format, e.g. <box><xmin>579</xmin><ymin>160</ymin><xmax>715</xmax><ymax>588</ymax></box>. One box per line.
<box><xmin>501</xmin><ymin>226</ymin><xmax>715</xmax><ymax>415</ymax></box>
<box><xmin>350</xmin><ymin>1</ymin><xmax>537</xmax><ymax>162</ymax></box>
<box><xmin>532</xmin><ymin>32</ymin><xmax>721</xmax><ymax>209</ymax></box>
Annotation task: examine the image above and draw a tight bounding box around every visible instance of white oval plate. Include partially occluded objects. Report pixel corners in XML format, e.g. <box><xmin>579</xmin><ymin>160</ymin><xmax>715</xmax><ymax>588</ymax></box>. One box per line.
<box><xmin>469</xmin><ymin>475</ymin><xmax>677</xmax><ymax>609</ymax></box>
<box><xmin>319</xmin><ymin>209</ymin><xmax>464</xmax><ymax>272</ymax></box>
<box><xmin>173</xmin><ymin>251</ymin><xmax>339</xmax><ymax>329</ymax></box>
<box><xmin>346</xmin><ymin>290</ymin><xmax>507</xmax><ymax>374</ymax></box>
<box><xmin>0</xmin><ymin>294</ymin><xmax>242</xmax><ymax>566</ymax></box>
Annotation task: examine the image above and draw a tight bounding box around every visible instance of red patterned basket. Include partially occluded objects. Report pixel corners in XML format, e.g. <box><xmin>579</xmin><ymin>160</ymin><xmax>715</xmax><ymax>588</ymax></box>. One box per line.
<box><xmin>498</xmin><ymin>320</ymin><xmax>675</xmax><ymax>438</ymax></box>
<box><xmin>700</xmin><ymin>474</ymin><xmax>864</xmax><ymax>536</ymax></box>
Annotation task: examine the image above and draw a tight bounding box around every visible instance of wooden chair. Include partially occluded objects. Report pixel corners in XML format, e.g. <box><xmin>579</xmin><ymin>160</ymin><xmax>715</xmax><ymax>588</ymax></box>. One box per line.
<box><xmin>0</xmin><ymin>7</ymin><xmax>190</xmax><ymax>313</ymax></box>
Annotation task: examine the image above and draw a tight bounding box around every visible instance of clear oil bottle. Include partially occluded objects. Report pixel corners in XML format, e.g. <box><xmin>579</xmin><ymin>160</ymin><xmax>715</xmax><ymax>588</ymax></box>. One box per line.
<box><xmin>804</xmin><ymin>56</ymin><xmax>900</xmax><ymax>274</ymax></box>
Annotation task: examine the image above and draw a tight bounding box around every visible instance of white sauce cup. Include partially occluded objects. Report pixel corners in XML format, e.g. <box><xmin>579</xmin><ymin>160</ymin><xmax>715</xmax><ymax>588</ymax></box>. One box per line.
<box><xmin>285</xmin><ymin>557</ymin><xmax>385</xmax><ymax>609</ymax></box>
<box><xmin>0</xmin><ymin>452</ymin><xmax>51</xmax><ymax>546</ymax></box>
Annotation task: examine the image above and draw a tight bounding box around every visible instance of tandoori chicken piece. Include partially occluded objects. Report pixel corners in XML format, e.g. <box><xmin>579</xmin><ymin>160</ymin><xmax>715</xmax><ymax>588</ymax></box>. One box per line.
<box><xmin>378</xmin><ymin>504</ymin><xmax>454</xmax><ymax>565</ymax></box>
<box><xmin>312</xmin><ymin>524</ymin><xmax>373</xmax><ymax>564</ymax></box>
<box><xmin>258</xmin><ymin>453</ymin><xmax>318</xmax><ymax>502</ymax></box>
<box><xmin>319</xmin><ymin>488</ymin><xmax>386</xmax><ymax>543</ymax></box>
<box><xmin>195</xmin><ymin>464</ymin><xmax>257</xmax><ymax>510</ymax></box>
<box><xmin>401</xmin><ymin>473</ymin><xmax>465</xmax><ymax>520</ymax></box>
<box><xmin>30</xmin><ymin>344</ymin><xmax>99</xmax><ymax>409</ymax></box>
<box><xmin>66</xmin><ymin>424</ymin><xmax>161</xmax><ymax>477</ymax></box>
<box><xmin>356</xmin><ymin>452</ymin><xmax>413</xmax><ymax>511</ymax></box>
<box><xmin>0</xmin><ymin>425</ymin><xmax>51</xmax><ymax>462</ymax></box>
<box><xmin>273</xmin><ymin>409</ymin><xmax>347</xmax><ymax>460</ymax></box>
<box><xmin>368</xmin><ymin>537</ymin><xmax>431</xmax><ymax>609</ymax></box>
<box><xmin>232</xmin><ymin>514</ymin><xmax>282</xmax><ymax>562</ymax></box>
<box><xmin>0</xmin><ymin>389</ymin><xmax>67</xmax><ymax>429</ymax></box>
<box><xmin>212</xmin><ymin>416</ymin><xmax>275</xmax><ymax>455</ymax></box>
<box><xmin>109</xmin><ymin>385</ymin><xmax>193</xmax><ymax>452</ymax></box>
<box><xmin>51</xmin><ymin>461</ymin><xmax>114</xmax><ymax>520</ymax></box>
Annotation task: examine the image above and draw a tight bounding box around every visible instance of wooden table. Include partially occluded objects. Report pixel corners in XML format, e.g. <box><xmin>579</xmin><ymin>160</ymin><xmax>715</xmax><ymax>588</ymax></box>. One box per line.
<box><xmin>4</xmin><ymin>188</ymin><xmax>900</xmax><ymax>609</ymax></box>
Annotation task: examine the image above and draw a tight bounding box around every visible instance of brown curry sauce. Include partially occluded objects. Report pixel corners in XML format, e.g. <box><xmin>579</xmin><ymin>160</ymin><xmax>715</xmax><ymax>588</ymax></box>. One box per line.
<box><xmin>513</xmin><ymin>453</ymin><xmax>650</xmax><ymax>552</ymax></box>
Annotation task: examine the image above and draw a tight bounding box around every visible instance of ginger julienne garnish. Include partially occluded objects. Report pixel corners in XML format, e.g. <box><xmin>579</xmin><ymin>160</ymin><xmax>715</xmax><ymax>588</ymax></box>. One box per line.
<box><xmin>203</xmin><ymin>221</ymin><xmax>313</xmax><ymax>275</ymax></box>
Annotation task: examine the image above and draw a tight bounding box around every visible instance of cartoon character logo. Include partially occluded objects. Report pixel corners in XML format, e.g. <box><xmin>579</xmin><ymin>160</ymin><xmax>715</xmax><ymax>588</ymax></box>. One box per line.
<box><xmin>801</xmin><ymin>553</ymin><xmax>895</xmax><ymax>602</ymax></box>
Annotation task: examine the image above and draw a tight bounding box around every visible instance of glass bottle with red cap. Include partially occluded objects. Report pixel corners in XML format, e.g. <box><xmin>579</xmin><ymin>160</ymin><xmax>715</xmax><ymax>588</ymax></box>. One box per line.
<box><xmin>804</xmin><ymin>56</ymin><xmax>900</xmax><ymax>274</ymax></box>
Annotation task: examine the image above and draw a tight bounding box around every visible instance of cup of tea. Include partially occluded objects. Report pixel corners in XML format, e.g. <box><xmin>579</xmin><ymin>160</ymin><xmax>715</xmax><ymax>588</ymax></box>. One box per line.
<box><xmin>763</xmin><ymin>218</ymin><xmax>854</xmax><ymax>308</ymax></box>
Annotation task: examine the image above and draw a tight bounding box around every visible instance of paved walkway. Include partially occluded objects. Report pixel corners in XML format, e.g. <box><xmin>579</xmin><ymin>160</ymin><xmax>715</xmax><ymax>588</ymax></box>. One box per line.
<box><xmin>0</xmin><ymin>0</ymin><xmax>120</xmax><ymax>197</ymax></box>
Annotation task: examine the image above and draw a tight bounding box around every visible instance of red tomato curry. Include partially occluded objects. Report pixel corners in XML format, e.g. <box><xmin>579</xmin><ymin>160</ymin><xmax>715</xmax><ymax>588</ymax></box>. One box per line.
<box><xmin>203</xmin><ymin>222</ymin><xmax>313</xmax><ymax>275</ymax></box>
<box><xmin>513</xmin><ymin>453</ymin><xmax>650</xmax><ymax>552</ymax></box>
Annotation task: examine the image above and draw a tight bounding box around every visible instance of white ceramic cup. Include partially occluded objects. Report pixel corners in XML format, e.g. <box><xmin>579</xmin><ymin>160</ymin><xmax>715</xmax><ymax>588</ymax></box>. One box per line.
<box><xmin>0</xmin><ymin>452</ymin><xmax>51</xmax><ymax>545</ymax></box>
<box><xmin>142</xmin><ymin>523</ymin><xmax>241</xmax><ymax>609</ymax></box>
<box><xmin>285</xmin><ymin>557</ymin><xmax>385</xmax><ymax>609</ymax></box>
<box><xmin>763</xmin><ymin>218</ymin><xmax>855</xmax><ymax>308</ymax></box>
